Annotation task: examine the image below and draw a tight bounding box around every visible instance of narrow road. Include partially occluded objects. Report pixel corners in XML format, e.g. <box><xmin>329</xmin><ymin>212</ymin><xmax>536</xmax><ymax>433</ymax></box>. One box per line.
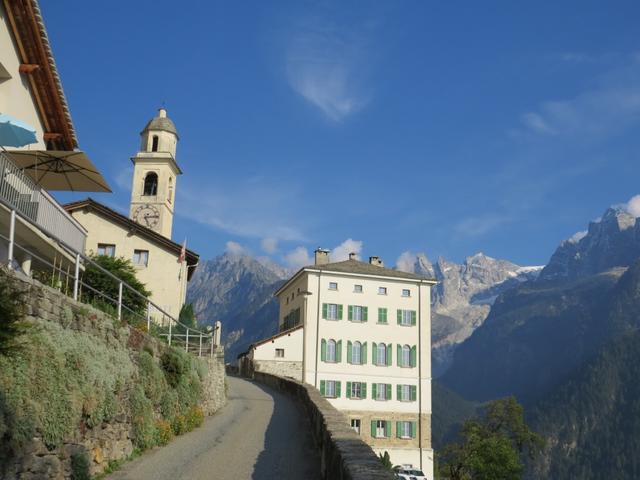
<box><xmin>109</xmin><ymin>376</ymin><xmax>321</xmax><ymax>480</ymax></box>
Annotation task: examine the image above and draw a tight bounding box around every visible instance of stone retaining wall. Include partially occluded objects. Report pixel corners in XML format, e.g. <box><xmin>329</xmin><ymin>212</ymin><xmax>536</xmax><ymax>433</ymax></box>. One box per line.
<box><xmin>254</xmin><ymin>359</ymin><xmax>302</xmax><ymax>380</ymax></box>
<box><xmin>252</xmin><ymin>371</ymin><xmax>395</xmax><ymax>480</ymax></box>
<box><xmin>1</xmin><ymin>268</ymin><xmax>226</xmax><ymax>479</ymax></box>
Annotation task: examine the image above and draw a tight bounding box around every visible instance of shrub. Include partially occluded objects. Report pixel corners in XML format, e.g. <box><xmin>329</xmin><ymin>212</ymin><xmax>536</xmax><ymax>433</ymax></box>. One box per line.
<box><xmin>130</xmin><ymin>385</ymin><xmax>156</xmax><ymax>450</ymax></box>
<box><xmin>154</xmin><ymin>419</ymin><xmax>173</xmax><ymax>446</ymax></box>
<box><xmin>137</xmin><ymin>351</ymin><xmax>168</xmax><ymax>406</ymax></box>
<box><xmin>0</xmin><ymin>276</ymin><xmax>26</xmax><ymax>355</ymax></box>
<box><xmin>70</xmin><ymin>452</ymin><xmax>91</xmax><ymax>480</ymax></box>
<box><xmin>185</xmin><ymin>406</ymin><xmax>204</xmax><ymax>431</ymax></box>
<box><xmin>81</xmin><ymin>255</ymin><xmax>151</xmax><ymax>318</ymax></box>
<box><xmin>160</xmin><ymin>350</ymin><xmax>189</xmax><ymax>388</ymax></box>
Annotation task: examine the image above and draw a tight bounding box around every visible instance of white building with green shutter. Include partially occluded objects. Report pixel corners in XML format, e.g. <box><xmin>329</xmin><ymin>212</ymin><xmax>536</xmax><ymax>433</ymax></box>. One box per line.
<box><xmin>273</xmin><ymin>249</ymin><xmax>436</xmax><ymax>477</ymax></box>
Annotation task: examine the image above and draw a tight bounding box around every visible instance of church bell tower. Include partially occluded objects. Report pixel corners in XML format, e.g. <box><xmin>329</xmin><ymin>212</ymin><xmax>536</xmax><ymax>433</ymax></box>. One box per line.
<box><xmin>129</xmin><ymin>108</ymin><xmax>182</xmax><ymax>239</ymax></box>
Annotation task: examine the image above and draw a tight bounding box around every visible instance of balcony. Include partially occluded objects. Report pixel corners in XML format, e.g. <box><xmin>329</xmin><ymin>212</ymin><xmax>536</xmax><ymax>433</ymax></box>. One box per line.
<box><xmin>0</xmin><ymin>150</ymin><xmax>86</xmax><ymax>253</ymax></box>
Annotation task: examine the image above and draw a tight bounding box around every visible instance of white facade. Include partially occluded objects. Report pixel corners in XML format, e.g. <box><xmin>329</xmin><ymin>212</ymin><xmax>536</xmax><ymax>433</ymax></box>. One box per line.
<box><xmin>274</xmin><ymin>254</ymin><xmax>436</xmax><ymax>478</ymax></box>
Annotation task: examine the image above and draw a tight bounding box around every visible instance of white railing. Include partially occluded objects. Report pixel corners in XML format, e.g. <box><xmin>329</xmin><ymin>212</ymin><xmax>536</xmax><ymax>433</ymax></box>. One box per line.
<box><xmin>0</xmin><ymin>150</ymin><xmax>86</xmax><ymax>252</ymax></box>
<box><xmin>0</xmin><ymin>180</ymin><xmax>218</xmax><ymax>357</ymax></box>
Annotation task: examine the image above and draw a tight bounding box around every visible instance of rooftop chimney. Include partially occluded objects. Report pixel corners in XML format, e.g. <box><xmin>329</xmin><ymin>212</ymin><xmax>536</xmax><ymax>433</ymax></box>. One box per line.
<box><xmin>314</xmin><ymin>248</ymin><xmax>330</xmax><ymax>266</ymax></box>
<box><xmin>348</xmin><ymin>252</ymin><xmax>358</xmax><ymax>261</ymax></box>
<box><xmin>369</xmin><ymin>256</ymin><xmax>384</xmax><ymax>267</ymax></box>
<box><xmin>158</xmin><ymin>107</ymin><xmax>167</xmax><ymax>118</ymax></box>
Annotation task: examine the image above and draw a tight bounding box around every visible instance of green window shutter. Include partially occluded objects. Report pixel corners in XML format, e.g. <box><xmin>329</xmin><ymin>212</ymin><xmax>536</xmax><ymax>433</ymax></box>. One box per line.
<box><xmin>362</xmin><ymin>342</ymin><xmax>367</xmax><ymax>364</ymax></box>
<box><xmin>386</xmin><ymin>343</ymin><xmax>392</xmax><ymax>366</ymax></box>
<box><xmin>411</xmin><ymin>310</ymin><xmax>417</xmax><ymax>326</ymax></box>
<box><xmin>397</xmin><ymin>384</ymin><xmax>401</xmax><ymax>400</ymax></box>
<box><xmin>336</xmin><ymin>381</ymin><xmax>341</xmax><ymax>397</ymax></box>
<box><xmin>347</xmin><ymin>341</ymin><xmax>352</xmax><ymax>364</ymax></box>
<box><xmin>322</xmin><ymin>303</ymin><xmax>328</xmax><ymax>319</ymax></box>
<box><xmin>396</xmin><ymin>421</ymin><xmax>402</xmax><ymax>438</ymax></box>
<box><xmin>363</xmin><ymin>306</ymin><xmax>368</xmax><ymax>322</ymax></box>
<box><xmin>336</xmin><ymin>340</ymin><xmax>342</xmax><ymax>363</ymax></box>
<box><xmin>386</xmin><ymin>384</ymin><xmax>391</xmax><ymax>400</ymax></box>
<box><xmin>320</xmin><ymin>380</ymin><xmax>325</xmax><ymax>396</ymax></box>
<box><xmin>372</xmin><ymin>383</ymin><xmax>377</xmax><ymax>399</ymax></box>
<box><xmin>346</xmin><ymin>381</ymin><xmax>351</xmax><ymax>398</ymax></box>
<box><xmin>411</xmin><ymin>421</ymin><xmax>417</xmax><ymax>439</ymax></box>
<box><xmin>371</xmin><ymin>421</ymin><xmax>377</xmax><ymax>436</ymax></box>
<box><xmin>397</xmin><ymin>344</ymin><xmax>401</xmax><ymax>366</ymax></box>
<box><xmin>362</xmin><ymin>382</ymin><xmax>367</xmax><ymax>399</ymax></box>
<box><xmin>411</xmin><ymin>385</ymin><xmax>417</xmax><ymax>401</ymax></box>
<box><xmin>372</xmin><ymin>342</ymin><xmax>377</xmax><ymax>365</ymax></box>
<box><xmin>337</xmin><ymin>304</ymin><xmax>343</xmax><ymax>320</ymax></box>
<box><xmin>321</xmin><ymin>339</ymin><xmax>327</xmax><ymax>362</ymax></box>
<box><xmin>410</xmin><ymin>346</ymin><xmax>417</xmax><ymax>367</ymax></box>
<box><xmin>397</xmin><ymin>309</ymin><xmax>402</xmax><ymax>324</ymax></box>
<box><xmin>348</xmin><ymin>305</ymin><xmax>353</xmax><ymax>321</ymax></box>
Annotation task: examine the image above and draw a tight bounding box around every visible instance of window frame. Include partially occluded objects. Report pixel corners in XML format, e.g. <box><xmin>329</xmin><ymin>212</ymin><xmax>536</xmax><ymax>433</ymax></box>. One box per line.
<box><xmin>401</xmin><ymin>309</ymin><xmax>413</xmax><ymax>326</ymax></box>
<box><xmin>133</xmin><ymin>249</ymin><xmax>149</xmax><ymax>267</ymax></box>
<box><xmin>375</xmin><ymin>420</ymin><xmax>387</xmax><ymax>438</ymax></box>
<box><xmin>400</xmin><ymin>421</ymin><xmax>412</xmax><ymax>439</ymax></box>
<box><xmin>352</xmin><ymin>341</ymin><xmax>362</xmax><ymax>364</ymax></box>
<box><xmin>376</xmin><ymin>383</ymin><xmax>387</xmax><ymax>401</ymax></box>
<box><xmin>378</xmin><ymin>307</ymin><xmax>388</xmax><ymax>324</ymax></box>
<box><xmin>97</xmin><ymin>243</ymin><xmax>116</xmax><ymax>257</ymax></box>
<box><xmin>351</xmin><ymin>418</ymin><xmax>361</xmax><ymax>434</ymax></box>
<box><xmin>275</xmin><ymin>348</ymin><xmax>284</xmax><ymax>358</ymax></box>
<box><xmin>328</xmin><ymin>282</ymin><xmax>338</xmax><ymax>290</ymax></box>
<box><xmin>401</xmin><ymin>288</ymin><xmax>411</xmax><ymax>297</ymax></box>
<box><xmin>350</xmin><ymin>382</ymin><xmax>362</xmax><ymax>399</ymax></box>
<box><xmin>326</xmin><ymin>339</ymin><xmax>337</xmax><ymax>362</ymax></box>
<box><xmin>352</xmin><ymin>305</ymin><xmax>363</xmax><ymax>322</ymax></box>
<box><xmin>327</xmin><ymin>303</ymin><xmax>338</xmax><ymax>320</ymax></box>
<box><xmin>325</xmin><ymin>380</ymin><xmax>336</xmax><ymax>398</ymax></box>
<box><xmin>376</xmin><ymin>343</ymin><xmax>386</xmax><ymax>366</ymax></box>
<box><xmin>378</xmin><ymin>286</ymin><xmax>387</xmax><ymax>295</ymax></box>
<box><xmin>354</xmin><ymin>284</ymin><xmax>363</xmax><ymax>293</ymax></box>
<box><xmin>401</xmin><ymin>345</ymin><xmax>411</xmax><ymax>367</ymax></box>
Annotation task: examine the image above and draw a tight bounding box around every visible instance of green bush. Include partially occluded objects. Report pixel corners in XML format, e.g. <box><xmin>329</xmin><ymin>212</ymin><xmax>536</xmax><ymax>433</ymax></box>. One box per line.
<box><xmin>70</xmin><ymin>452</ymin><xmax>91</xmax><ymax>480</ymax></box>
<box><xmin>130</xmin><ymin>385</ymin><xmax>156</xmax><ymax>450</ymax></box>
<box><xmin>0</xmin><ymin>277</ymin><xmax>26</xmax><ymax>355</ymax></box>
<box><xmin>154</xmin><ymin>418</ymin><xmax>173</xmax><ymax>446</ymax></box>
<box><xmin>138</xmin><ymin>351</ymin><xmax>168</xmax><ymax>406</ymax></box>
<box><xmin>160</xmin><ymin>349</ymin><xmax>189</xmax><ymax>388</ymax></box>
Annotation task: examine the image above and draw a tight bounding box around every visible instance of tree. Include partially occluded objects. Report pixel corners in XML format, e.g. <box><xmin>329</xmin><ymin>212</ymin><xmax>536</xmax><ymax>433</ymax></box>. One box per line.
<box><xmin>82</xmin><ymin>255</ymin><xmax>151</xmax><ymax>319</ymax></box>
<box><xmin>378</xmin><ymin>451</ymin><xmax>395</xmax><ymax>471</ymax></box>
<box><xmin>439</xmin><ymin>397</ymin><xmax>544</xmax><ymax>480</ymax></box>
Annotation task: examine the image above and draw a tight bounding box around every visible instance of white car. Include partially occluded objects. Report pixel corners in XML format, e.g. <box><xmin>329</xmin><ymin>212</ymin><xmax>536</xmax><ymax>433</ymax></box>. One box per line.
<box><xmin>396</xmin><ymin>468</ymin><xmax>427</xmax><ymax>480</ymax></box>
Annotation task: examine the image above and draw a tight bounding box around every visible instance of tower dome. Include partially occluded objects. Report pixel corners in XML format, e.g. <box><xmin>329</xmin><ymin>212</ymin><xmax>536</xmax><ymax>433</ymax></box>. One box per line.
<box><xmin>139</xmin><ymin>108</ymin><xmax>179</xmax><ymax>155</ymax></box>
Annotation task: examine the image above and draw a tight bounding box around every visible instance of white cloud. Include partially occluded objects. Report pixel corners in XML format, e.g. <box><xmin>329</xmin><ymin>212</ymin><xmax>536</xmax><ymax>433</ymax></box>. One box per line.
<box><xmin>521</xmin><ymin>112</ymin><xmax>556</xmax><ymax>135</ymax></box>
<box><xmin>225</xmin><ymin>241</ymin><xmax>246</xmax><ymax>256</ymax></box>
<box><xmin>331</xmin><ymin>238</ymin><xmax>363</xmax><ymax>261</ymax></box>
<box><xmin>567</xmin><ymin>230</ymin><xmax>587</xmax><ymax>244</ymax></box>
<box><xmin>396</xmin><ymin>251</ymin><xmax>416</xmax><ymax>273</ymax></box>
<box><xmin>284</xmin><ymin>246</ymin><xmax>312</xmax><ymax>269</ymax></box>
<box><xmin>285</xmin><ymin>15</ymin><xmax>373</xmax><ymax>121</ymax></box>
<box><xmin>261</xmin><ymin>237</ymin><xmax>279</xmax><ymax>254</ymax></box>
<box><xmin>454</xmin><ymin>214</ymin><xmax>511</xmax><ymax>237</ymax></box>
<box><xmin>623</xmin><ymin>194</ymin><xmax>640</xmax><ymax>217</ymax></box>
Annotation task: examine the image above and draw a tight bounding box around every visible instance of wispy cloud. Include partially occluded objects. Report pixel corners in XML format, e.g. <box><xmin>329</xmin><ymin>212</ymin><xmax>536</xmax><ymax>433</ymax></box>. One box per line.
<box><xmin>622</xmin><ymin>194</ymin><xmax>640</xmax><ymax>217</ymax></box>
<box><xmin>225</xmin><ymin>241</ymin><xmax>247</xmax><ymax>256</ymax></box>
<box><xmin>331</xmin><ymin>238</ymin><xmax>363</xmax><ymax>261</ymax></box>
<box><xmin>454</xmin><ymin>214</ymin><xmax>512</xmax><ymax>238</ymax></box>
<box><xmin>396</xmin><ymin>251</ymin><xmax>417</xmax><ymax>273</ymax></box>
<box><xmin>284</xmin><ymin>14</ymin><xmax>375</xmax><ymax>121</ymax></box>
<box><xmin>284</xmin><ymin>246</ymin><xmax>311</xmax><ymax>269</ymax></box>
<box><xmin>177</xmin><ymin>177</ymin><xmax>306</xmax><ymax>242</ymax></box>
<box><xmin>261</xmin><ymin>237</ymin><xmax>279</xmax><ymax>254</ymax></box>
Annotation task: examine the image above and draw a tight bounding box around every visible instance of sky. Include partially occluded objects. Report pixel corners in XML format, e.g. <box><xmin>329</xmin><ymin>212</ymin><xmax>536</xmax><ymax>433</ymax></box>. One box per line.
<box><xmin>43</xmin><ymin>1</ymin><xmax>640</xmax><ymax>269</ymax></box>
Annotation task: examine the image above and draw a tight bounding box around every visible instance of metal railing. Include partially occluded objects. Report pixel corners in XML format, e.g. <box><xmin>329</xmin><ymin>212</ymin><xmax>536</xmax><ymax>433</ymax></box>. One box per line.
<box><xmin>0</xmin><ymin>150</ymin><xmax>87</xmax><ymax>253</ymax></box>
<box><xmin>0</xmin><ymin>179</ymin><xmax>217</xmax><ymax>358</ymax></box>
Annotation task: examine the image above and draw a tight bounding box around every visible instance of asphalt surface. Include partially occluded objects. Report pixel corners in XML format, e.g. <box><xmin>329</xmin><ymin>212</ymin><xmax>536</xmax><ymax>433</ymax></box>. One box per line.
<box><xmin>109</xmin><ymin>376</ymin><xmax>321</xmax><ymax>480</ymax></box>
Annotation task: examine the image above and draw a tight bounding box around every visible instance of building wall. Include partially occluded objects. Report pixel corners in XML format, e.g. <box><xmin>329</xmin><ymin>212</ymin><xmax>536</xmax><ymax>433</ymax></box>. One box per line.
<box><xmin>69</xmin><ymin>208</ymin><xmax>187</xmax><ymax>318</ymax></box>
<box><xmin>251</xmin><ymin>327</ymin><xmax>304</xmax><ymax>380</ymax></box>
<box><xmin>276</xmin><ymin>267</ymin><xmax>433</xmax><ymax>476</ymax></box>
<box><xmin>0</xmin><ymin>3</ymin><xmax>47</xmax><ymax>149</ymax></box>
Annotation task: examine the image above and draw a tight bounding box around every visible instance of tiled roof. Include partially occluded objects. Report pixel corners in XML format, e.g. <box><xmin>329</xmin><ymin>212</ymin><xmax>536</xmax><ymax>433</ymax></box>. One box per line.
<box><xmin>305</xmin><ymin>259</ymin><xmax>434</xmax><ymax>281</ymax></box>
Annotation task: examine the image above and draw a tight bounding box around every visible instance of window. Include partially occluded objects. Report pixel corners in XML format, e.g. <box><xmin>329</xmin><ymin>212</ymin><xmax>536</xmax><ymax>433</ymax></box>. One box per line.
<box><xmin>354</xmin><ymin>284</ymin><xmax>363</xmax><ymax>293</ymax></box>
<box><xmin>151</xmin><ymin>135</ymin><xmax>159</xmax><ymax>152</ymax></box>
<box><xmin>348</xmin><ymin>305</ymin><xmax>367</xmax><ymax>322</ymax></box>
<box><xmin>373</xmin><ymin>420</ymin><xmax>388</xmax><ymax>438</ymax></box>
<box><xmin>378</xmin><ymin>286</ymin><xmax>387</xmax><ymax>295</ymax></box>
<box><xmin>143</xmin><ymin>172</ymin><xmax>158</xmax><ymax>196</ymax></box>
<box><xmin>133</xmin><ymin>249</ymin><xmax>149</xmax><ymax>267</ymax></box>
<box><xmin>378</xmin><ymin>308</ymin><xmax>388</xmax><ymax>324</ymax></box>
<box><xmin>402</xmin><ymin>289</ymin><xmax>411</xmax><ymax>297</ymax></box>
<box><xmin>350</xmin><ymin>382</ymin><xmax>363</xmax><ymax>399</ymax></box>
<box><xmin>374</xmin><ymin>383</ymin><xmax>389</xmax><ymax>401</ymax></box>
<box><xmin>399</xmin><ymin>421</ymin><xmax>412</xmax><ymax>439</ymax></box>
<box><xmin>275</xmin><ymin>348</ymin><xmax>284</xmax><ymax>358</ymax></box>
<box><xmin>320</xmin><ymin>380</ymin><xmax>340</xmax><ymax>398</ymax></box>
<box><xmin>327</xmin><ymin>340</ymin><xmax>336</xmax><ymax>362</ymax></box>
<box><xmin>329</xmin><ymin>282</ymin><xmax>338</xmax><ymax>290</ymax></box>
<box><xmin>351</xmin><ymin>419</ymin><xmax>361</xmax><ymax>434</ymax></box>
<box><xmin>376</xmin><ymin>343</ymin><xmax>387</xmax><ymax>366</ymax></box>
<box><xmin>168</xmin><ymin>177</ymin><xmax>173</xmax><ymax>204</ymax></box>
<box><xmin>401</xmin><ymin>345</ymin><xmax>411</xmax><ymax>367</ymax></box>
<box><xmin>398</xmin><ymin>309</ymin><xmax>416</xmax><ymax>326</ymax></box>
<box><xmin>323</xmin><ymin>303</ymin><xmax>341</xmax><ymax>320</ymax></box>
<box><xmin>97</xmin><ymin>243</ymin><xmax>115</xmax><ymax>257</ymax></box>
<box><xmin>398</xmin><ymin>384</ymin><xmax>417</xmax><ymax>402</ymax></box>
<box><xmin>352</xmin><ymin>341</ymin><xmax>362</xmax><ymax>364</ymax></box>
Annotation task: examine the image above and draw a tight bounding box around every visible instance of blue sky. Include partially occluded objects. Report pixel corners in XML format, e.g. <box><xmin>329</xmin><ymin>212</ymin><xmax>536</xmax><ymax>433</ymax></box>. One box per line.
<box><xmin>44</xmin><ymin>1</ymin><xmax>640</xmax><ymax>268</ymax></box>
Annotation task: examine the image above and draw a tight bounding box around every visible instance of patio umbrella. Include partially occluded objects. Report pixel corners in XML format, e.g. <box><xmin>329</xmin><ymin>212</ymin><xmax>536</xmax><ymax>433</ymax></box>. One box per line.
<box><xmin>4</xmin><ymin>150</ymin><xmax>112</xmax><ymax>192</ymax></box>
<box><xmin>0</xmin><ymin>114</ymin><xmax>37</xmax><ymax>147</ymax></box>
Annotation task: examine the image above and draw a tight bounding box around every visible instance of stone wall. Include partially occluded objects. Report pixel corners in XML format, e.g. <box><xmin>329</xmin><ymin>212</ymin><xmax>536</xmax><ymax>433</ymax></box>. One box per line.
<box><xmin>0</xmin><ymin>268</ymin><xmax>226</xmax><ymax>479</ymax></box>
<box><xmin>254</xmin><ymin>359</ymin><xmax>302</xmax><ymax>380</ymax></box>
<box><xmin>252</xmin><ymin>371</ymin><xmax>396</xmax><ymax>480</ymax></box>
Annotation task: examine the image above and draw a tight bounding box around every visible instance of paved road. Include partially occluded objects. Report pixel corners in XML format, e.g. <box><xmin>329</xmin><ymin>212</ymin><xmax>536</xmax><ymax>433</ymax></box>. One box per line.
<box><xmin>109</xmin><ymin>376</ymin><xmax>320</xmax><ymax>480</ymax></box>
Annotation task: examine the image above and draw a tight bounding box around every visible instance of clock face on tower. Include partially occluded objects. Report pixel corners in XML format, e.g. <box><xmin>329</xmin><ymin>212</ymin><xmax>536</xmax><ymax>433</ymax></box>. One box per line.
<box><xmin>133</xmin><ymin>204</ymin><xmax>160</xmax><ymax>229</ymax></box>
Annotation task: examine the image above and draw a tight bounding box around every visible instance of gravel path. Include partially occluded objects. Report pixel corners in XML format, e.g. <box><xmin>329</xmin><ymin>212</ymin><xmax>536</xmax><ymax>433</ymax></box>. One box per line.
<box><xmin>108</xmin><ymin>376</ymin><xmax>320</xmax><ymax>480</ymax></box>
